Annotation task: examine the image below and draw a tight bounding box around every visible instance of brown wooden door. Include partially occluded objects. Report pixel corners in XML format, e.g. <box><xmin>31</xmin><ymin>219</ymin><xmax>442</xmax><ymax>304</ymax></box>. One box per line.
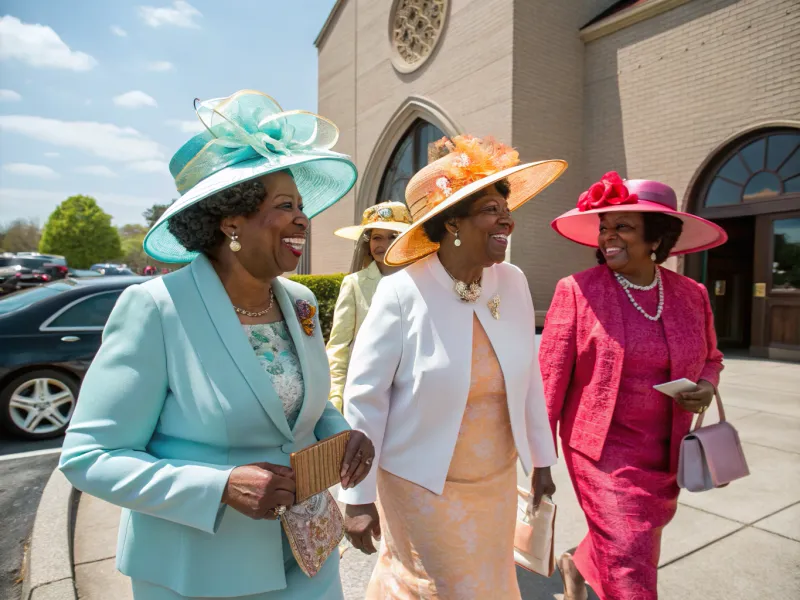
<box><xmin>752</xmin><ymin>211</ymin><xmax>800</xmax><ymax>359</ymax></box>
<box><xmin>705</xmin><ymin>217</ymin><xmax>755</xmax><ymax>347</ymax></box>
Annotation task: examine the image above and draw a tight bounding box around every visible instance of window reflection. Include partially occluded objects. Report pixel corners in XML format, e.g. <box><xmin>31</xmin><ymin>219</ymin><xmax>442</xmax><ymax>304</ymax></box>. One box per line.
<box><xmin>377</xmin><ymin>120</ymin><xmax>445</xmax><ymax>205</ymax></box>
<box><xmin>773</xmin><ymin>218</ymin><xmax>800</xmax><ymax>292</ymax></box>
<box><xmin>704</xmin><ymin>131</ymin><xmax>800</xmax><ymax>208</ymax></box>
<box><xmin>706</xmin><ymin>178</ymin><xmax>742</xmax><ymax>207</ymax></box>
<box><xmin>743</xmin><ymin>172</ymin><xmax>781</xmax><ymax>201</ymax></box>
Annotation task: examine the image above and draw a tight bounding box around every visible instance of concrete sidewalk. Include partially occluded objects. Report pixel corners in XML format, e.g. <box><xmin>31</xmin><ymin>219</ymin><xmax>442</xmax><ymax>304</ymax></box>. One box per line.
<box><xmin>72</xmin><ymin>357</ymin><xmax>800</xmax><ymax>599</ymax></box>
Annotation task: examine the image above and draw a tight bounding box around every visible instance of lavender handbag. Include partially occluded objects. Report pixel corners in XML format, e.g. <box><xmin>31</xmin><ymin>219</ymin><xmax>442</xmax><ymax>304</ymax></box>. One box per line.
<box><xmin>677</xmin><ymin>389</ymin><xmax>750</xmax><ymax>492</ymax></box>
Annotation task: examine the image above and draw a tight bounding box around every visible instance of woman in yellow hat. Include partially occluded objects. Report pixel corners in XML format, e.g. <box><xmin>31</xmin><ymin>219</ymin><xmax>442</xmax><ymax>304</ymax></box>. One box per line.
<box><xmin>326</xmin><ymin>202</ymin><xmax>412</xmax><ymax>411</ymax></box>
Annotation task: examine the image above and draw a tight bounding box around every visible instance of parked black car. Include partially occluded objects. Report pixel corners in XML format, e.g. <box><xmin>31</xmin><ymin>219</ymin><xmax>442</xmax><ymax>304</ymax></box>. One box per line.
<box><xmin>0</xmin><ymin>275</ymin><xmax>149</xmax><ymax>439</ymax></box>
<box><xmin>90</xmin><ymin>263</ymin><xmax>136</xmax><ymax>276</ymax></box>
<box><xmin>0</xmin><ymin>253</ymin><xmax>70</xmax><ymax>295</ymax></box>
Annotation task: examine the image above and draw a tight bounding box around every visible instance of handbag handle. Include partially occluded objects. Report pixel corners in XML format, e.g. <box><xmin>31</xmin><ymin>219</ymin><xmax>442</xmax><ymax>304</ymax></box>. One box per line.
<box><xmin>517</xmin><ymin>486</ymin><xmax>552</xmax><ymax>517</ymax></box>
<box><xmin>692</xmin><ymin>386</ymin><xmax>725</xmax><ymax>430</ymax></box>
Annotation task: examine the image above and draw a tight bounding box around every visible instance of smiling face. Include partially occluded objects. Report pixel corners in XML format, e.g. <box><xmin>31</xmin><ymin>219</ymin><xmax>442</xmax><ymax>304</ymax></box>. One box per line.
<box><xmin>598</xmin><ymin>211</ymin><xmax>658</xmax><ymax>274</ymax></box>
<box><xmin>451</xmin><ymin>184</ymin><xmax>515</xmax><ymax>267</ymax></box>
<box><xmin>222</xmin><ymin>171</ymin><xmax>309</xmax><ymax>279</ymax></box>
<box><xmin>368</xmin><ymin>228</ymin><xmax>400</xmax><ymax>266</ymax></box>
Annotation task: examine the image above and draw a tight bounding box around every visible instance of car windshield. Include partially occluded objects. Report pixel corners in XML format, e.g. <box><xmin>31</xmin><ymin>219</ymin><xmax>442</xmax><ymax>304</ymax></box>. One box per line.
<box><xmin>0</xmin><ymin>281</ymin><xmax>76</xmax><ymax>315</ymax></box>
<box><xmin>0</xmin><ymin>257</ymin><xmax>51</xmax><ymax>270</ymax></box>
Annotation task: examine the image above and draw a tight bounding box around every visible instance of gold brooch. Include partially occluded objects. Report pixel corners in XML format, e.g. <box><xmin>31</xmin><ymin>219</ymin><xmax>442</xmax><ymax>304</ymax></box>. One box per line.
<box><xmin>488</xmin><ymin>294</ymin><xmax>500</xmax><ymax>320</ymax></box>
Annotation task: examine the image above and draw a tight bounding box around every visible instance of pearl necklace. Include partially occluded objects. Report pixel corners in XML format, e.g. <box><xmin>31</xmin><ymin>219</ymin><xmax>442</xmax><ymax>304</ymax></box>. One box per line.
<box><xmin>233</xmin><ymin>288</ymin><xmax>274</xmax><ymax>318</ymax></box>
<box><xmin>442</xmin><ymin>264</ymin><xmax>482</xmax><ymax>303</ymax></box>
<box><xmin>614</xmin><ymin>268</ymin><xmax>664</xmax><ymax>321</ymax></box>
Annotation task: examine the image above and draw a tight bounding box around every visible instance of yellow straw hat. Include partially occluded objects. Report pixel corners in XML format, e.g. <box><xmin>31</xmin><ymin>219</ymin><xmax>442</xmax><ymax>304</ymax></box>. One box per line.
<box><xmin>384</xmin><ymin>135</ymin><xmax>568</xmax><ymax>267</ymax></box>
<box><xmin>334</xmin><ymin>201</ymin><xmax>412</xmax><ymax>241</ymax></box>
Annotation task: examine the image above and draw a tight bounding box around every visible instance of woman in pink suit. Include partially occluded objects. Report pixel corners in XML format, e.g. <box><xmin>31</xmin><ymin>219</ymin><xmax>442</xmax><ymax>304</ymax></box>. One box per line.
<box><xmin>540</xmin><ymin>173</ymin><xmax>728</xmax><ymax>600</ymax></box>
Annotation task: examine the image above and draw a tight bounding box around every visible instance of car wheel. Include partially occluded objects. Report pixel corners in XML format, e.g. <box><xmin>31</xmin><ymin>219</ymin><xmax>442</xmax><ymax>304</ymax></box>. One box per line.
<box><xmin>0</xmin><ymin>369</ymin><xmax>79</xmax><ymax>440</ymax></box>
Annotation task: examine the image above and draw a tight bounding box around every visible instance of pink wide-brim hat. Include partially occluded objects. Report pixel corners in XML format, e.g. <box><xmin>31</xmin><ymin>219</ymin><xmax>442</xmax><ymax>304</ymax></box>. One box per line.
<box><xmin>552</xmin><ymin>178</ymin><xmax>728</xmax><ymax>255</ymax></box>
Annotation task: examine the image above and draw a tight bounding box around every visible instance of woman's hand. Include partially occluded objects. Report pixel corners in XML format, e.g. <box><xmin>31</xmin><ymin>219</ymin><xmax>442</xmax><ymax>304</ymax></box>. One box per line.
<box><xmin>222</xmin><ymin>462</ymin><xmax>296</xmax><ymax>520</ymax></box>
<box><xmin>340</xmin><ymin>430</ymin><xmax>375</xmax><ymax>489</ymax></box>
<box><xmin>345</xmin><ymin>503</ymin><xmax>381</xmax><ymax>555</ymax></box>
<box><xmin>532</xmin><ymin>467</ymin><xmax>556</xmax><ymax>508</ymax></box>
<box><xmin>676</xmin><ymin>380</ymin><xmax>715</xmax><ymax>414</ymax></box>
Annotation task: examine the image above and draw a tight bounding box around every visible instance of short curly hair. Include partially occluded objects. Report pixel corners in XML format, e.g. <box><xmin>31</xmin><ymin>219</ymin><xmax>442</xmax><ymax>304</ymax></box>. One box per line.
<box><xmin>422</xmin><ymin>179</ymin><xmax>511</xmax><ymax>244</ymax></box>
<box><xmin>168</xmin><ymin>178</ymin><xmax>266</xmax><ymax>256</ymax></box>
<box><xmin>595</xmin><ymin>211</ymin><xmax>684</xmax><ymax>265</ymax></box>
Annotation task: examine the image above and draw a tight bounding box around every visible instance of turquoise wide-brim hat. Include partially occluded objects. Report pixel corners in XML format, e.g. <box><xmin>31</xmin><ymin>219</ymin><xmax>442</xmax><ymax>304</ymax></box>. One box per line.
<box><xmin>144</xmin><ymin>90</ymin><xmax>358</xmax><ymax>263</ymax></box>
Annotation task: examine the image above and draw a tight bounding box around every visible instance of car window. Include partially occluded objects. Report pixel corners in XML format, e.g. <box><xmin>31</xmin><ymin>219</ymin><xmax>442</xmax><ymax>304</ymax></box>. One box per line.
<box><xmin>47</xmin><ymin>291</ymin><xmax>123</xmax><ymax>329</ymax></box>
<box><xmin>8</xmin><ymin>258</ymin><xmax>51</xmax><ymax>269</ymax></box>
<box><xmin>0</xmin><ymin>281</ymin><xmax>76</xmax><ymax>315</ymax></box>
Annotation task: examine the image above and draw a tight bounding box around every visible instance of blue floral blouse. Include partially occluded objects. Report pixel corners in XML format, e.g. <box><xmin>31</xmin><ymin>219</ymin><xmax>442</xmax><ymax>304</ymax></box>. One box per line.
<box><xmin>243</xmin><ymin>322</ymin><xmax>304</xmax><ymax>428</ymax></box>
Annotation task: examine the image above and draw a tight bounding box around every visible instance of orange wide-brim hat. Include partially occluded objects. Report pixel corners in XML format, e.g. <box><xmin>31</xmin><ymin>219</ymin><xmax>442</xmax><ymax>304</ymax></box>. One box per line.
<box><xmin>384</xmin><ymin>135</ymin><xmax>568</xmax><ymax>267</ymax></box>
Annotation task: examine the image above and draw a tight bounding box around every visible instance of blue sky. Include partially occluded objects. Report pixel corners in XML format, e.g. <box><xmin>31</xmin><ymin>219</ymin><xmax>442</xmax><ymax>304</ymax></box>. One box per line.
<box><xmin>0</xmin><ymin>0</ymin><xmax>337</xmax><ymax>226</ymax></box>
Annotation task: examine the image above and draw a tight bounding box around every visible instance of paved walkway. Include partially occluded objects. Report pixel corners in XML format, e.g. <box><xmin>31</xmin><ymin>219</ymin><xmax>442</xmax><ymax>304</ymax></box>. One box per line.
<box><xmin>73</xmin><ymin>357</ymin><xmax>800</xmax><ymax>599</ymax></box>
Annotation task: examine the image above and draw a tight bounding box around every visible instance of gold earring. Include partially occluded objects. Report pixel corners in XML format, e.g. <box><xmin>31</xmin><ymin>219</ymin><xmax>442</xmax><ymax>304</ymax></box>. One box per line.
<box><xmin>229</xmin><ymin>232</ymin><xmax>241</xmax><ymax>252</ymax></box>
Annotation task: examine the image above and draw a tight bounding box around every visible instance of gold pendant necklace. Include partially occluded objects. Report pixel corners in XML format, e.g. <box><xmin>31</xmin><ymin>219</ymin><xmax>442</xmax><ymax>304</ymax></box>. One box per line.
<box><xmin>442</xmin><ymin>264</ymin><xmax>482</xmax><ymax>303</ymax></box>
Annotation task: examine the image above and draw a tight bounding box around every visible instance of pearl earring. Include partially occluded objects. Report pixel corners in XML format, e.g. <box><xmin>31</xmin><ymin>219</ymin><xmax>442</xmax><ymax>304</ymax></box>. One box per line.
<box><xmin>454</xmin><ymin>231</ymin><xmax>462</xmax><ymax>247</ymax></box>
<box><xmin>229</xmin><ymin>232</ymin><xmax>241</xmax><ymax>252</ymax></box>
<box><xmin>650</xmin><ymin>251</ymin><xmax>657</xmax><ymax>262</ymax></box>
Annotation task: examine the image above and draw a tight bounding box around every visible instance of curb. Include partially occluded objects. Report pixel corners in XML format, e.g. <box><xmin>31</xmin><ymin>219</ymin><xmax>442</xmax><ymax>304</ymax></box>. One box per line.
<box><xmin>22</xmin><ymin>468</ymin><xmax>80</xmax><ymax>600</ymax></box>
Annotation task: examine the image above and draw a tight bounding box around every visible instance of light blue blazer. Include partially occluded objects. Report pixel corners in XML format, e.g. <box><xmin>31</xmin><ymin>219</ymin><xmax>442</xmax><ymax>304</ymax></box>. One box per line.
<box><xmin>59</xmin><ymin>254</ymin><xmax>349</xmax><ymax>598</ymax></box>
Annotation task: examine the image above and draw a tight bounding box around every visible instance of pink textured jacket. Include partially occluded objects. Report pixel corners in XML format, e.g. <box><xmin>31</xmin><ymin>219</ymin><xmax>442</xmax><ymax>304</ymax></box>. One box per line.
<box><xmin>540</xmin><ymin>265</ymin><xmax>724</xmax><ymax>471</ymax></box>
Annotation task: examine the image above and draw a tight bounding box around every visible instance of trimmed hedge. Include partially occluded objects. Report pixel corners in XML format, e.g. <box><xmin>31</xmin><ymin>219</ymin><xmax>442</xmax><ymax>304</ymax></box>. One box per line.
<box><xmin>288</xmin><ymin>273</ymin><xmax>345</xmax><ymax>342</ymax></box>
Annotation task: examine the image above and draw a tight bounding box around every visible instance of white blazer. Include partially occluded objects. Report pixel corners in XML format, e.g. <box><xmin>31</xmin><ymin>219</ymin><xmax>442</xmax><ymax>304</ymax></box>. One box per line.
<box><xmin>339</xmin><ymin>253</ymin><xmax>557</xmax><ymax>506</ymax></box>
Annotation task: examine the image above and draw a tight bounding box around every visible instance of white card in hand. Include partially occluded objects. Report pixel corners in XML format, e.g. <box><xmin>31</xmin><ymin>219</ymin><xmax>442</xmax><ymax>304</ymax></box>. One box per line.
<box><xmin>653</xmin><ymin>378</ymin><xmax>697</xmax><ymax>398</ymax></box>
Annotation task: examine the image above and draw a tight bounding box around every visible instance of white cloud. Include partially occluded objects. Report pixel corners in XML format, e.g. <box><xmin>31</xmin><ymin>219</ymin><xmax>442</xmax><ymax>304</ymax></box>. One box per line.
<box><xmin>0</xmin><ymin>115</ymin><xmax>166</xmax><ymax>163</ymax></box>
<box><xmin>166</xmin><ymin>119</ymin><xmax>205</xmax><ymax>134</ymax></box>
<box><xmin>75</xmin><ymin>165</ymin><xmax>118</xmax><ymax>178</ymax></box>
<box><xmin>138</xmin><ymin>1</ymin><xmax>202</xmax><ymax>29</ymax></box>
<box><xmin>0</xmin><ymin>16</ymin><xmax>97</xmax><ymax>71</ymax></box>
<box><xmin>0</xmin><ymin>89</ymin><xmax>22</xmax><ymax>102</ymax></box>
<box><xmin>113</xmin><ymin>90</ymin><xmax>158</xmax><ymax>109</ymax></box>
<box><xmin>3</xmin><ymin>163</ymin><xmax>59</xmax><ymax>179</ymax></box>
<box><xmin>44</xmin><ymin>152</ymin><xmax>60</xmax><ymax>158</ymax></box>
<box><xmin>147</xmin><ymin>60</ymin><xmax>174</xmax><ymax>72</ymax></box>
<box><xmin>129</xmin><ymin>160</ymin><xmax>170</xmax><ymax>174</ymax></box>
<box><xmin>111</xmin><ymin>25</ymin><xmax>128</xmax><ymax>37</ymax></box>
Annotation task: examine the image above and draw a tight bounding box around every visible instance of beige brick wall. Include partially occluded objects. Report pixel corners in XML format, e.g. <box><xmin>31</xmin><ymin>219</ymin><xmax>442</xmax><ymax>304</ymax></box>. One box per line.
<box><xmin>584</xmin><ymin>0</ymin><xmax>800</xmax><ymax>211</ymax></box>
<box><xmin>315</xmin><ymin>0</ymin><xmax>358</xmax><ymax>275</ymax></box>
<box><xmin>313</xmin><ymin>0</ymin><xmax>516</xmax><ymax>274</ymax></box>
<box><xmin>511</xmin><ymin>1</ymin><xmax>620</xmax><ymax>320</ymax></box>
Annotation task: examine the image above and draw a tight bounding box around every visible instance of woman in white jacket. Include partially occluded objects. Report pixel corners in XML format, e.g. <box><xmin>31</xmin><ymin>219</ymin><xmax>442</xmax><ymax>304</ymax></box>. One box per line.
<box><xmin>339</xmin><ymin>135</ymin><xmax>567</xmax><ymax>599</ymax></box>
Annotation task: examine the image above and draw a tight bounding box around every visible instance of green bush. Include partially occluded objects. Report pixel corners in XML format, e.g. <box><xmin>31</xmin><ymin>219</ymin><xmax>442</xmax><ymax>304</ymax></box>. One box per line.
<box><xmin>288</xmin><ymin>273</ymin><xmax>345</xmax><ymax>342</ymax></box>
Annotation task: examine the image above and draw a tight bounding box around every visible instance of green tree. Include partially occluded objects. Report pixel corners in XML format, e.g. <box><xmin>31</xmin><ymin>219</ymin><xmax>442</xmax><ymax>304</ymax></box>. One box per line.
<box><xmin>0</xmin><ymin>219</ymin><xmax>41</xmax><ymax>252</ymax></box>
<box><xmin>143</xmin><ymin>203</ymin><xmax>171</xmax><ymax>228</ymax></box>
<box><xmin>39</xmin><ymin>195</ymin><xmax>122</xmax><ymax>268</ymax></box>
<box><xmin>118</xmin><ymin>224</ymin><xmax>148</xmax><ymax>272</ymax></box>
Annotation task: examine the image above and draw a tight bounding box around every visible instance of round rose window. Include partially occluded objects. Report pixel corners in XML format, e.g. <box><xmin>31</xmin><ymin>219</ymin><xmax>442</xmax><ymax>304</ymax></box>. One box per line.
<box><xmin>389</xmin><ymin>0</ymin><xmax>448</xmax><ymax>74</ymax></box>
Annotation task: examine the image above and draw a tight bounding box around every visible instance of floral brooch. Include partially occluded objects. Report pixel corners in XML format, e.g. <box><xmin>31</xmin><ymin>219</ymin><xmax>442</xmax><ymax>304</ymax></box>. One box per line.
<box><xmin>295</xmin><ymin>299</ymin><xmax>317</xmax><ymax>336</ymax></box>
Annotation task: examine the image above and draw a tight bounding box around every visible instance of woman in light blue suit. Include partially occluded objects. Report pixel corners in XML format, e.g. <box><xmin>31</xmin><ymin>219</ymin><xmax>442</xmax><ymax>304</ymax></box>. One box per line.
<box><xmin>59</xmin><ymin>91</ymin><xmax>376</xmax><ymax>600</ymax></box>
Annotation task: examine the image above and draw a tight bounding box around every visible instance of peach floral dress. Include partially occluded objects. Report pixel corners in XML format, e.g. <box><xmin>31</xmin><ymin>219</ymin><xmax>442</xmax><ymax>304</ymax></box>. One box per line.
<box><xmin>366</xmin><ymin>316</ymin><xmax>520</xmax><ymax>599</ymax></box>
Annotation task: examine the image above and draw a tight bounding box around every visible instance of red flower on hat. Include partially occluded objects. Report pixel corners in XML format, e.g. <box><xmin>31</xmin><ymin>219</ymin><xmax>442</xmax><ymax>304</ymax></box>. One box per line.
<box><xmin>577</xmin><ymin>171</ymin><xmax>638</xmax><ymax>212</ymax></box>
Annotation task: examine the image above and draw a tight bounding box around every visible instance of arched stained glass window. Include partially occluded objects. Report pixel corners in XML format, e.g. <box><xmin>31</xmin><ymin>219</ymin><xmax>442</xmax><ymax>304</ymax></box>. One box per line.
<box><xmin>704</xmin><ymin>131</ymin><xmax>800</xmax><ymax>207</ymax></box>
<box><xmin>377</xmin><ymin>119</ymin><xmax>445</xmax><ymax>205</ymax></box>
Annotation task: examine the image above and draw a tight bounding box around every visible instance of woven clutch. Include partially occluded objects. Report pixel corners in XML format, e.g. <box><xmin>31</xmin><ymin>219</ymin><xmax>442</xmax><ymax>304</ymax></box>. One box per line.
<box><xmin>291</xmin><ymin>431</ymin><xmax>351</xmax><ymax>503</ymax></box>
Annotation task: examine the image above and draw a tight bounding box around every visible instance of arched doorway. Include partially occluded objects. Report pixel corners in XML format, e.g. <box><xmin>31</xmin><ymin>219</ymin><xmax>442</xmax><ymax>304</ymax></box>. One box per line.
<box><xmin>376</xmin><ymin>119</ymin><xmax>445</xmax><ymax>205</ymax></box>
<box><xmin>686</xmin><ymin>127</ymin><xmax>800</xmax><ymax>361</ymax></box>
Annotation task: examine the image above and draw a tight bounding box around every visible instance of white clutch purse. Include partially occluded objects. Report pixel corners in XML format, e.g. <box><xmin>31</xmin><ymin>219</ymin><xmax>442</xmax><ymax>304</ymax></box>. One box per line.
<box><xmin>514</xmin><ymin>486</ymin><xmax>556</xmax><ymax>577</ymax></box>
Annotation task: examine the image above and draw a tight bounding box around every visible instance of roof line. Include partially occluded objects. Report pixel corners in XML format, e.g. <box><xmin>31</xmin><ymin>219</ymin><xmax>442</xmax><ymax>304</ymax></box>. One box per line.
<box><xmin>314</xmin><ymin>0</ymin><xmax>349</xmax><ymax>49</ymax></box>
